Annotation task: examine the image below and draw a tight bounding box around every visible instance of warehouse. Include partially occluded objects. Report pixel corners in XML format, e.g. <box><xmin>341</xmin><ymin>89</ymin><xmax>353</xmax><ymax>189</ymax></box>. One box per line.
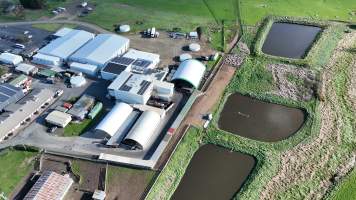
<box><xmin>45</xmin><ymin>110</ymin><xmax>72</xmax><ymax>128</ymax></box>
<box><xmin>100</xmin><ymin>61</ymin><xmax>131</xmax><ymax>80</ymax></box>
<box><xmin>122</xmin><ymin>110</ymin><xmax>161</xmax><ymax>150</ymax></box>
<box><xmin>108</xmin><ymin>71</ymin><xmax>153</xmax><ymax>105</ymax></box>
<box><xmin>172</xmin><ymin>59</ymin><xmax>206</xmax><ymax>88</ymax></box>
<box><xmin>95</xmin><ymin>102</ymin><xmax>133</xmax><ymax>137</ymax></box>
<box><xmin>24</xmin><ymin>171</ymin><xmax>73</xmax><ymax>200</ymax></box>
<box><xmin>0</xmin><ymin>89</ymin><xmax>54</xmax><ymax>141</ymax></box>
<box><xmin>69</xmin><ymin>62</ymin><xmax>99</xmax><ymax>76</ymax></box>
<box><xmin>122</xmin><ymin>49</ymin><xmax>160</xmax><ymax>73</ymax></box>
<box><xmin>69</xmin><ymin>34</ymin><xmax>129</xmax><ymax>68</ymax></box>
<box><xmin>15</xmin><ymin>63</ymin><xmax>38</xmax><ymax>75</ymax></box>
<box><xmin>0</xmin><ymin>83</ymin><xmax>24</xmax><ymax>111</ymax></box>
<box><xmin>0</xmin><ymin>52</ymin><xmax>23</xmax><ymax>65</ymax></box>
<box><xmin>32</xmin><ymin>53</ymin><xmax>61</xmax><ymax>67</ymax></box>
<box><xmin>67</xmin><ymin>94</ymin><xmax>95</xmax><ymax>120</ymax></box>
<box><xmin>34</xmin><ymin>29</ymin><xmax>95</xmax><ymax>66</ymax></box>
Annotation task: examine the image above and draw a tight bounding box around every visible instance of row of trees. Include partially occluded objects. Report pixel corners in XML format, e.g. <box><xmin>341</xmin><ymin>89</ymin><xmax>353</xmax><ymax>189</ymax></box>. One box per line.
<box><xmin>19</xmin><ymin>0</ymin><xmax>46</xmax><ymax>9</ymax></box>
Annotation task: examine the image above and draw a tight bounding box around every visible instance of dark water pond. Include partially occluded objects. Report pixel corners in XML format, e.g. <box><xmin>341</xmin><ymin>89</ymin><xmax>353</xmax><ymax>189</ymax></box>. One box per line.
<box><xmin>218</xmin><ymin>93</ymin><xmax>306</xmax><ymax>142</ymax></box>
<box><xmin>171</xmin><ymin>144</ymin><xmax>255</xmax><ymax>200</ymax></box>
<box><xmin>262</xmin><ymin>22</ymin><xmax>321</xmax><ymax>59</ymax></box>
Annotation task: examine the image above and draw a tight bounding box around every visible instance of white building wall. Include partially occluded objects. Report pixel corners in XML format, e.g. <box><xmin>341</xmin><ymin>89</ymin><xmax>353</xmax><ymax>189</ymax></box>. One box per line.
<box><xmin>0</xmin><ymin>53</ymin><xmax>23</xmax><ymax>65</ymax></box>
<box><xmin>69</xmin><ymin>62</ymin><xmax>99</xmax><ymax>76</ymax></box>
<box><xmin>32</xmin><ymin>53</ymin><xmax>62</xmax><ymax>67</ymax></box>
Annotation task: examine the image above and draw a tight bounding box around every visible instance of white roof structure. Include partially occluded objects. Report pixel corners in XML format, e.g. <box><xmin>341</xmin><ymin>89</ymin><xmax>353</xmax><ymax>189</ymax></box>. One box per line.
<box><xmin>122</xmin><ymin>110</ymin><xmax>161</xmax><ymax>150</ymax></box>
<box><xmin>179</xmin><ymin>53</ymin><xmax>192</xmax><ymax>62</ymax></box>
<box><xmin>123</xmin><ymin>49</ymin><xmax>160</xmax><ymax>66</ymax></box>
<box><xmin>45</xmin><ymin>110</ymin><xmax>72</xmax><ymax>128</ymax></box>
<box><xmin>189</xmin><ymin>43</ymin><xmax>201</xmax><ymax>52</ymax></box>
<box><xmin>70</xmin><ymin>34</ymin><xmax>129</xmax><ymax>67</ymax></box>
<box><xmin>69</xmin><ymin>62</ymin><xmax>99</xmax><ymax>76</ymax></box>
<box><xmin>38</xmin><ymin>29</ymin><xmax>95</xmax><ymax>60</ymax></box>
<box><xmin>15</xmin><ymin>63</ymin><xmax>37</xmax><ymax>74</ymax></box>
<box><xmin>53</xmin><ymin>27</ymin><xmax>74</xmax><ymax>37</ymax></box>
<box><xmin>24</xmin><ymin>171</ymin><xmax>73</xmax><ymax>200</ymax></box>
<box><xmin>0</xmin><ymin>53</ymin><xmax>23</xmax><ymax>65</ymax></box>
<box><xmin>119</xmin><ymin>25</ymin><xmax>130</xmax><ymax>33</ymax></box>
<box><xmin>32</xmin><ymin>53</ymin><xmax>61</xmax><ymax>66</ymax></box>
<box><xmin>95</xmin><ymin>102</ymin><xmax>133</xmax><ymax>137</ymax></box>
<box><xmin>70</xmin><ymin>75</ymin><xmax>87</xmax><ymax>87</ymax></box>
<box><xmin>172</xmin><ymin>59</ymin><xmax>206</xmax><ymax>88</ymax></box>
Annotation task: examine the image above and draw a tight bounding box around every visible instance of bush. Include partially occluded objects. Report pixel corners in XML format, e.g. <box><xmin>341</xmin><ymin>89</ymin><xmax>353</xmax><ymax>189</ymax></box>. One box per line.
<box><xmin>19</xmin><ymin>0</ymin><xmax>47</xmax><ymax>9</ymax></box>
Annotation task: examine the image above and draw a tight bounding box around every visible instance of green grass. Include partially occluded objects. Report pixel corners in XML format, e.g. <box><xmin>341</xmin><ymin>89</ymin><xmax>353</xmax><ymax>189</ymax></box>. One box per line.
<box><xmin>330</xmin><ymin>170</ymin><xmax>356</xmax><ymax>200</ymax></box>
<box><xmin>0</xmin><ymin>150</ymin><xmax>37</xmax><ymax>197</ymax></box>
<box><xmin>32</xmin><ymin>23</ymin><xmax>78</xmax><ymax>32</ymax></box>
<box><xmin>63</xmin><ymin>111</ymin><xmax>104</xmax><ymax>137</ymax></box>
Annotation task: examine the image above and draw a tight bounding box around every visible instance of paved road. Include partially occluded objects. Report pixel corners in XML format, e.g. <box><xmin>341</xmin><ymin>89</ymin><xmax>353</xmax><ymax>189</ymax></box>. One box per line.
<box><xmin>0</xmin><ymin>20</ymin><xmax>111</xmax><ymax>34</ymax></box>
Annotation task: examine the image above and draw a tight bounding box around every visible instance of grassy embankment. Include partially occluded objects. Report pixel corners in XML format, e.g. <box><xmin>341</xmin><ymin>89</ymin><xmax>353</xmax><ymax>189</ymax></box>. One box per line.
<box><xmin>32</xmin><ymin>23</ymin><xmax>78</xmax><ymax>32</ymax></box>
<box><xmin>328</xmin><ymin>169</ymin><xmax>356</xmax><ymax>200</ymax></box>
<box><xmin>147</xmin><ymin>16</ymin><xmax>353</xmax><ymax>199</ymax></box>
<box><xmin>0</xmin><ymin>149</ymin><xmax>37</xmax><ymax>197</ymax></box>
<box><xmin>63</xmin><ymin>111</ymin><xmax>104</xmax><ymax>137</ymax></box>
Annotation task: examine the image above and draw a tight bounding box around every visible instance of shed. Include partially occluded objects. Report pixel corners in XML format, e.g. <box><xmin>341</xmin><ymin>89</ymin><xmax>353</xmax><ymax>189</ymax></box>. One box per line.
<box><xmin>0</xmin><ymin>53</ymin><xmax>23</xmax><ymax>65</ymax></box>
<box><xmin>172</xmin><ymin>59</ymin><xmax>206</xmax><ymax>88</ymax></box>
<box><xmin>32</xmin><ymin>53</ymin><xmax>61</xmax><ymax>67</ymax></box>
<box><xmin>69</xmin><ymin>62</ymin><xmax>99</xmax><ymax>76</ymax></box>
<box><xmin>122</xmin><ymin>110</ymin><xmax>161</xmax><ymax>150</ymax></box>
<box><xmin>95</xmin><ymin>102</ymin><xmax>133</xmax><ymax>137</ymax></box>
<box><xmin>45</xmin><ymin>110</ymin><xmax>72</xmax><ymax>128</ymax></box>
<box><xmin>15</xmin><ymin>63</ymin><xmax>38</xmax><ymax>75</ymax></box>
<box><xmin>88</xmin><ymin>102</ymin><xmax>103</xmax><ymax>119</ymax></box>
<box><xmin>38</xmin><ymin>68</ymin><xmax>57</xmax><ymax>78</ymax></box>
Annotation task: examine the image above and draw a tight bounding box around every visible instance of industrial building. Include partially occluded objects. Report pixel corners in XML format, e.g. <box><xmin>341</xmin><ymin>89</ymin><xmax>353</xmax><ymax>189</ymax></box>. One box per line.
<box><xmin>15</xmin><ymin>63</ymin><xmax>38</xmax><ymax>75</ymax></box>
<box><xmin>67</xmin><ymin>94</ymin><xmax>95</xmax><ymax>120</ymax></box>
<box><xmin>0</xmin><ymin>89</ymin><xmax>54</xmax><ymax>141</ymax></box>
<box><xmin>33</xmin><ymin>29</ymin><xmax>95</xmax><ymax>66</ymax></box>
<box><xmin>108</xmin><ymin>71</ymin><xmax>153</xmax><ymax>105</ymax></box>
<box><xmin>121</xmin><ymin>49</ymin><xmax>160</xmax><ymax>73</ymax></box>
<box><xmin>24</xmin><ymin>171</ymin><xmax>73</xmax><ymax>200</ymax></box>
<box><xmin>95</xmin><ymin>102</ymin><xmax>134</xmax><ymax>137</ymax></box>
<box><xmin>45</xmin><ymin>110</ymin><xmax>72</xmax><ymax>128</ymax></box>
<box><xmin>0</xmin><ymin>52</ymin><xmax>23</xmax><ymax>65</ymax></box>
<box><xmin>100</xmin><ymin>61</ymin><xmax>131</xmax><ymax>80</ymax></box>
<box><xmin>69</xmin><ymin>34</ymin><xmax>129</xmax><ymax>68</ymax></box>
<box><xmin>172</xmin><ymin>59</ymin><xmax>206</xmax><ymax>88</ymax></box>
<box><xmin>0</xmin><ymin>83</ymin><xmax>24</xmax><ymax>111</ymax></box>
<box><xmin>53</xmin><ymin>27</ymin><xmax>74</xmax><ymax>38</ymax></box>
<box><xmin>69</xmin><ymin>62</ymin><xmax>99</xmax><ymax>76</ymax></box>
<box><xmin>122</xmin><ymin>110</ymin><xmax>161</xmax><ymax>150</ymax></box>
<box><xmin>9</xmin><ymin>74</ymin><xmax>30</xmax><ymax>88</ymax></box>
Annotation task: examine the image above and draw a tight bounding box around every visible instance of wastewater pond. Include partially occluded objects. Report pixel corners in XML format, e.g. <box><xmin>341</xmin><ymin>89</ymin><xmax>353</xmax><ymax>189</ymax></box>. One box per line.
<box><xmin>262</xmin><ymin>22</ymin><xmax>321</xmax><ymax>59</ymax></box>
<box><xmin>218</xmin><ymin>93</ymin><xmax>306</xmax><ymax>142</ymax></box>
<box><xmin>171</xmin><ymin>144</ymin><xmax>255</xmax><ymax>200</ymax></box>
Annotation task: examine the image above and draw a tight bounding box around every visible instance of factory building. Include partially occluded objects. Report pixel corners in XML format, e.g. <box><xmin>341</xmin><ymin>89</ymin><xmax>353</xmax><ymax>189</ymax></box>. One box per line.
<box><xmin>69</xmin><ymin>62</ymin><xmax>99</xmax><ymax>76</ymax></box>
<box><xmin>67</xmin><ymin>94</ymin><xmax>95</xmax><ymax>120</ymax></box>
<box><xmin>95</xmin><ymin>102</ymin><xmax>133</xmax><ymax>137</ymax></box>
<box><xmin>0</xmin><ymin>89</ymin><xmax>54</xmax><ymax>141</ymax></box>
<box><xmin>0</xmin><ymin>83</ymin><xmax>24</xmax><ymax>111</ymax></box>
<box><xmin>172</xmin><ymin>59</ymin><xmax>206</xmax><ymax>88</ymax></box>
<box><xmin>15</xmin><ymin>63</ymin><xmax>38</xmax><ymax>75</ymax></box>
<box><xmin>24</xmin><ymin>171</ymin><xmax>73</xmax><ymax>200</ymax></box>
<box><xmin>69</xmin><ymin>34</ymin><xmax>129</xmax><ymax>68</ymax></box>
<box><xmin>122</xmin><ymin>110</ymin><xmax>161</xmax><ymax>150</ymax></box>
<box><xmin>108</xmin><ymin>71</ymin><xmax>153</xmax><ymax>105</ymax></box>
<box><xmin>0</xmin><ymin>52</ymin><xmax>23</xmax><ymax>65</ymax></box>
<box><xmin>100</xmin><ymin>61</ymin><xmax>131</xmax><ymax>80</ymax></box>
<box><xmin>45</xmin><ymin>110</ymin><xmax>72</xmax><ymax>128</ymax></box>
<box><xmin>122</xmin><ymin>49</ymin><xmax>160</xmax><ymax>73</ymax></box>
<box><xmin>33</xmin><ymin>29</ymin><xmax>95</xmax><ymax>66</ymax></box>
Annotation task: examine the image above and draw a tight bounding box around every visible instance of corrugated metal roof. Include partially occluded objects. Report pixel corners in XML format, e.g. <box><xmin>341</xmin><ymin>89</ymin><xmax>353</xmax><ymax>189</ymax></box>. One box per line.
<box><xmin>39</xmin><ymin>30</ymin><xmax>95</xmax><ymax>60</ymax></box>
<box><xmin>70</xmin><ymin>34</ymin><xmax>129</xmax><ymax>67</ymax></box>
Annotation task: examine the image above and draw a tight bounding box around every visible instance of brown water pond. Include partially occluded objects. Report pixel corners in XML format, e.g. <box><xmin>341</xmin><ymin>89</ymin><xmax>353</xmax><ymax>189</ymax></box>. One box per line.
<box><xmin>218</xmin><ymin>93</ymin><xmax>306</xmax><ymax>142</ymax></box>
<box><xmin>171</xmin><ymin>144</ymin><xmax>255</xmax><ymax>200</ymax></box>
<box><xmin>262</xmin><ymin>22</ymin><xmax>321</xmax><ymax>59</ymax></box>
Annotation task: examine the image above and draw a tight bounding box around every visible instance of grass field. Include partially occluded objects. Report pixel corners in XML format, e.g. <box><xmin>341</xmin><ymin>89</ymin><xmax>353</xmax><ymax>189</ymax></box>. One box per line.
<box><xmin>32</xmin><ymin>23</ymin><xmax>78</xmax><ymax>32</ymax></box>
<box><xmin>330</xmin><ymin>170</ymin><xmax>356</xmax><ymax>200</ymax></box>
<box><xmin>63</xmin><ymin>111</ymin><xmax>104</xmax><ymax>137</ymax></box>
<box><xmin>0</xmin><ymin>150</ymin><xmax>37</xmax><ymax>197</ymax></box>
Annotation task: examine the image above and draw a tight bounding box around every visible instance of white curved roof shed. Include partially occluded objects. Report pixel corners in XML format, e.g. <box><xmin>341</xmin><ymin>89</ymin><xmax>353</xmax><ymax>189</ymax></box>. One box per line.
<box><xmin>95</xmin><ymin>102</ymin><xmax>133</xmax><ymax>137</ymax></box>
<box><xmin>172</xmin><ymin>59</ymin><xmax>206</xmax><ymax>88</ymax></box>
<box><xmin>122</xmin><ymin>110</ymin><xmax>161</xmax><ymax>150</ymax></box>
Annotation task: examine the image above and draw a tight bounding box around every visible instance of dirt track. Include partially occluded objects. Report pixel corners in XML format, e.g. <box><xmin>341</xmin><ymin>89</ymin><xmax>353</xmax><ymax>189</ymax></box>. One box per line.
<box><xmin>260</xmin><ymin>31</ymin><xmax>356</xmax><ymax>200</ymax></box>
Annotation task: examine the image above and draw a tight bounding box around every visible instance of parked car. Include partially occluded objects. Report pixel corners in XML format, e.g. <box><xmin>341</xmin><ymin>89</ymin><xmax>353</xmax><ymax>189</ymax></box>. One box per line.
<box><xmin>47</xmin><ymin>126</ymin><xmax>57</xmax><ymax>133</ymax></box>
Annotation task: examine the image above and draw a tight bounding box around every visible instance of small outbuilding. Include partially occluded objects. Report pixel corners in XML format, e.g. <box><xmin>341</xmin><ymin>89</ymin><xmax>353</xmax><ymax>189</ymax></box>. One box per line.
<box><xmin>172</xmin><ymin>59</ymin><xmax>206</xmax><ymax>89</ymax></box>
<box><xmin>45</xmin><ymin>110</ymin><xmax>72</xmax><ymax>128</ymax></box>
<box><xmin>15</xmin><ymin>63</ymin><xmax>38</xmax><ymax>75</ymax></box>
<box><xmin>0</xmin><ymin>53</ymin><xmax>23</xmax><ymax>65</ymax></box>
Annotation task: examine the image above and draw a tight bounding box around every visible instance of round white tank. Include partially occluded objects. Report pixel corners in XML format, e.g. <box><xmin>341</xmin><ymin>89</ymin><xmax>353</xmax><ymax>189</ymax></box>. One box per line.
<box><xmin>95</xmin><ymin>102</ymin><xmax>133</xmax><ymax>137</ymax></box>
<box><xmin>179</xmin><ymin>53</ymin><xmax>192</xmax><ymax>62</ymax></box>
<box><xmin>123</xmin><ymin>110</ymin><xmax>161</xmax><ymax>150</ymax></box>
<box><xmin>70</xmin><ymin>75</ymin><xmax>86</xmax><ymax>87</ymax></box>
<box><xmin>119</xmin><ymin>25</ymin><xmax>130</xmax><ymax>33</ymax></box>
<box><xmin>189</xmin><ymin>43</ymin><xmax>201</xmax><ymax>52</ymax></box>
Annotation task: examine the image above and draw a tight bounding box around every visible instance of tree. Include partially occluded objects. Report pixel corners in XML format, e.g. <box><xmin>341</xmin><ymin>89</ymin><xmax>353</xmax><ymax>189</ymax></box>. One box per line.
<box><xmin>19</xmin><ymin>0</ymin><xmax>47</xmax><ymax>9</ymax></box>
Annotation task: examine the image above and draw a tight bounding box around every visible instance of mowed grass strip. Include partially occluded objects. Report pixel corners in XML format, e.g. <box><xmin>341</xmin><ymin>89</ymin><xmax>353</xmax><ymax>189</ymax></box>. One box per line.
<box><xmin>0</xmin><ymin>150</ymin><xmax>37</xmax><ymax>197</ymax></box>
<box><xmin>32</xmin><ymin>23</ymin><xmax>78</xmax><ymax>32</ymax></box>
<box><xmin>331</xmin><ymin>169</ymin><xmax>356</xmax><ymax>200</ymax></box>
<box><xmin>63</xmin><ymin>111</ymin><xmax>104</xmax><ymax>137</ymax></box>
